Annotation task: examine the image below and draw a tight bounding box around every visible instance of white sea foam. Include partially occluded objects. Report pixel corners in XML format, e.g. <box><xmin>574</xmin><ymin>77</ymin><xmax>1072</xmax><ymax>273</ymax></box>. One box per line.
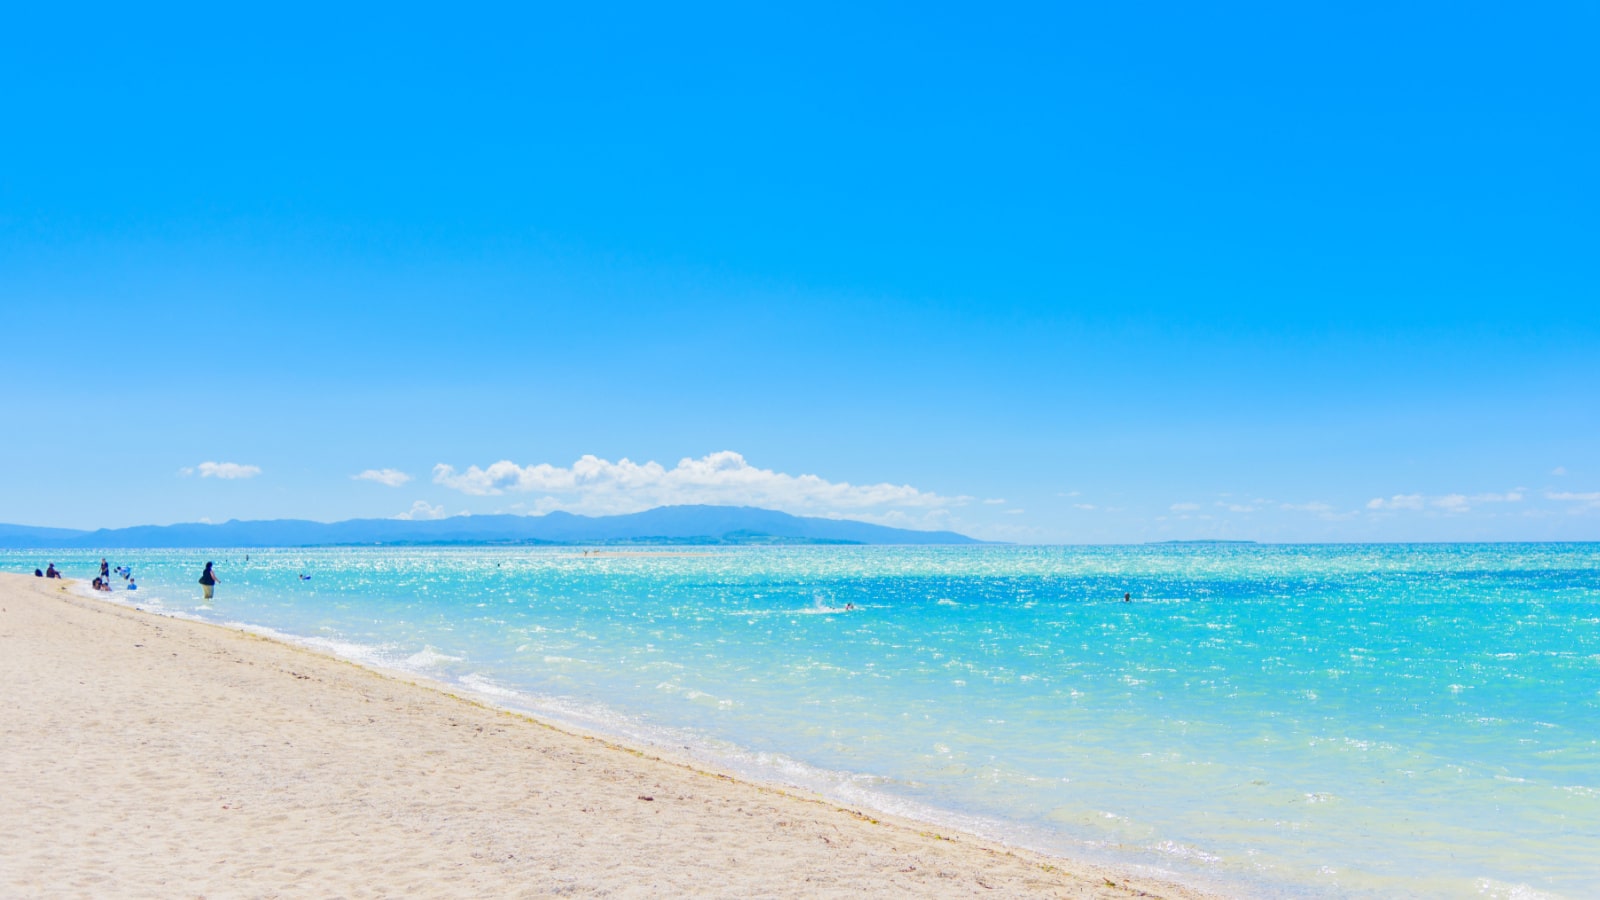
<box><xmin>405</xmin><ymin>647</ymin><xmax>462</xmax><ymax>669</ymax></box>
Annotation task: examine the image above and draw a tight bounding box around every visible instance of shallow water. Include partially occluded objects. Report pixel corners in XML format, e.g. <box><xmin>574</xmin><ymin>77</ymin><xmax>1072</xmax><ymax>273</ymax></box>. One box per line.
<box><xmin>12</xmin><ymin>544</ymin><xmax>1598</xmax><ymax>898</ymax></box>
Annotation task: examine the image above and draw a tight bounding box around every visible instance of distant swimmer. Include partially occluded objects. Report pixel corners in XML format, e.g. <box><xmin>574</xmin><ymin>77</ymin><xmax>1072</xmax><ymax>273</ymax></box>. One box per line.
<box><xmin>198</xmin><ymin>561</ymin><xmax>218</xmax><ymax>601</ymax></box>
<box><xmin>1124</xmin><ymin>593</ymin><xmax>1131</xmax><ymax>602</ymax></box>
<box><xmin>299</xmin><ymin>574</ymin><xmax>312</xmax><ymax>581</ymax></box>
<box><xmin>845</xmin><ymin>602</ymin><xmax>855</xmax><ymax>611</ymax></box>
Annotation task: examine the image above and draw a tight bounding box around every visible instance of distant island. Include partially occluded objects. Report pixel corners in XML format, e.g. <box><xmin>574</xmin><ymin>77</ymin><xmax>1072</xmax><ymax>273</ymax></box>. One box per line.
<box><xmin>1149</xmin><ymin>540</ymin><xmax>1258</xmax><ymax>545</ymax></box>
<box><xmin>0</xmin><ymin>505</ymin><xmax>984</xmax><ymax>549</ymax></box>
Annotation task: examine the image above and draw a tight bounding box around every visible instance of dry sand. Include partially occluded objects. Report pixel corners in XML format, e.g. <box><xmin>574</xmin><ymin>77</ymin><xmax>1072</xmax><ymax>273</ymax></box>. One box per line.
<box><xmin>0</xmin><ymin>572</ymin><xmax>1223</xmax><ymax>898</ymax></box>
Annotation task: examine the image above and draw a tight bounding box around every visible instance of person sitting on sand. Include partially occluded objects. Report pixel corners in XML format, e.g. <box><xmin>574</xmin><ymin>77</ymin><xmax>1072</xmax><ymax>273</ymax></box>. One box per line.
<box><xmin>45</xmin><ymin>563</ymin><xmax>59</xmax><ymax>578</ymax></box>
<box><xmin>198</xmin><ymin>561</ymin><xmax>218</xmax><ymax>600</ymax></box>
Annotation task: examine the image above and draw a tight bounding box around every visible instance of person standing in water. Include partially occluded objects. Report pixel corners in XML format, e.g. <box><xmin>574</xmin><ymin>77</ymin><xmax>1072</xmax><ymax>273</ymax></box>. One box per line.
<box><xmin>198</xmin><ymin>561</ymin><xmax>218</xmax><ymax>600</ymax></box>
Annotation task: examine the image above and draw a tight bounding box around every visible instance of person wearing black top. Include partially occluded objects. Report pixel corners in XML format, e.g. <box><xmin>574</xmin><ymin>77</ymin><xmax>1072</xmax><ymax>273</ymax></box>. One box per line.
<box><xmin>199</xmin><ymin>561</ymin><xmax>218</xmax><ymax>600</ymax></box>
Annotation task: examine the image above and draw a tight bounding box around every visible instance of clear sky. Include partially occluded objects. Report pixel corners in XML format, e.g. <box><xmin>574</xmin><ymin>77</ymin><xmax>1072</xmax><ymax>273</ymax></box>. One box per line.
<box><xmin>3</xmin><ymin>2</ymin><xmax>1596</xmax><ymax>542</ymax></box>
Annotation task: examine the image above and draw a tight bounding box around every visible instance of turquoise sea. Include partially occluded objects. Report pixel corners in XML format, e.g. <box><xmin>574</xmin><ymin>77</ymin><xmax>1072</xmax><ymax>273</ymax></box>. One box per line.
<box><xmin>9</xmin><ymin>544</ymin><xmax>1598</xmax><ymax>898</ymax></box>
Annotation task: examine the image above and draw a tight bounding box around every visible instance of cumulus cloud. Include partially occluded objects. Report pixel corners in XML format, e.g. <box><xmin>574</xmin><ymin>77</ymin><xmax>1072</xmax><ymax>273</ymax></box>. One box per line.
<box><xmin>180</xmin><ymin>461</ymin><xmax>262</xmax><ymax>480</ymax></box>
<box><xmin>354</xmin><ymin>468</ymin><xmax>413</xmax><ymax>487</ymax></box>
<box><xmin>430</xmin><ymin>451</ymin><xmax>970</xmax><ymax>518</ymax></box>
<box><xmin>394</xmin><ymin>500</ymin><xmax>447</xmax><ymax>520</ymax></box>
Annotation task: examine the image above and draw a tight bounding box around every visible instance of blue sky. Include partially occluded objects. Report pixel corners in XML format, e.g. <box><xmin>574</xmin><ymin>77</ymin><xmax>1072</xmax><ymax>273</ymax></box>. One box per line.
<box><xmin>2</xmin><ymin>2</ymin><xmax>1596</xmax><ymax>542</ymax></box>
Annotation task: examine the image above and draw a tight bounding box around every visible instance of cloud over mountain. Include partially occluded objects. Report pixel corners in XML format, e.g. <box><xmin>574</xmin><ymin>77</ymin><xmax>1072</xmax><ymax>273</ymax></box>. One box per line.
<box><xmin>431</xmin><ymin>451</ymin><xmax>967</xmax><ymax>518</ymax></box>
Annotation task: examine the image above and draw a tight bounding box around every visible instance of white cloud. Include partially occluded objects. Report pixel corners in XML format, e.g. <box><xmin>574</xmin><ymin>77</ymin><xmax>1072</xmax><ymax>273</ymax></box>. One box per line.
<box><xmin>1551</xmin><ymin>466</ymin><xmax>1567</xmax><ymax>476</ymax></box>
<box><xmin>1073</xmin><ymin>503</ymin><xmax>1097</xmax><ymax>511</ymax></box>
<box><xmin>1216</xmin><ymin>502</ymin><xmax>1258</xmax><ymax>513</ymax></box>
<box><xmin>1169</xmin><ymin>502</ymin><xmax>1201</xmax><ymax>512</ymax></box>
<box><xmin>983</xmin><ymin>498</ymin><xmax>1006</xmax><ymax>505</ymax></box>
<box><xmin>1367</xmin><ymin>491</ymin><xmax>1524</xmax><ymax>514</ymax></box>
<box><xmin>354</xmin><ymin>468</ymin><xmax>413</xmax><ymax>487</ymax></box>
<box><xmin>1005</xmin><ymin>508</ymin><xmax>1025</xmax><ymax>515</ymax></box>
<box><xmin>1367</xmin><ymin>494</ymin><xmax>1425</xmax><ymax>511</ymax></box>
<box><xmin>1279</xmin><ymin>501</ymin><xmax>1360</xmax><ymax>521</ymax></box>
<box><xmin>1547</xmin><ymin>491</ymin><xmax>1600</xmax><ymax>504</ymax></box>
<box><xmin>394</xmin><ymin>500</ymin><xmax>447</xmax><ymax>520</ymax></box>
<box><xmin>431</xmin><ymin>451</ymin><xmax>970</xmax><ymax>518</ymax></box>
<box><xmin>182</xmin><ymin>461</ymin><xmax>262</xmax><ymax>480</ymax></box>
<box><xmin>1281</xmin><ymin>501</ymin><xmax>1333</xmax><ymax>513</ymax></box>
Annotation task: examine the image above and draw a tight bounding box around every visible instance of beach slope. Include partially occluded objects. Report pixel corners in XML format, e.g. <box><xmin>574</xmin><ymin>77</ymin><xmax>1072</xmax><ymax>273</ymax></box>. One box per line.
<box><xmin>0</xmin><ymin>573</ymin><xmax>1215</xmax><ymax>898</ymax></box>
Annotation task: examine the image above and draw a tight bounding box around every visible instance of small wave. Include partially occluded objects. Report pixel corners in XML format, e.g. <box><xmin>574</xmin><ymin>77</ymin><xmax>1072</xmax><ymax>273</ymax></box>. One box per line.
<box><xmin>405</xmin><ymin>647</ymin><xmax>462</xmax><ymax>669</ymax></box>
<box><xmin>1474</xmin><ymin>878</ymin><xmax>1564</xmax><ymax>900</ymax></box>
<box><xmin>1152</xmin><ymin>840</ymin><xmax>1222</xmax><ymax>864</ymax></box>
<box><xmin>458</xmin><ymin>673</ymin><xmax>524</xmax><ymax>700</ymax></box>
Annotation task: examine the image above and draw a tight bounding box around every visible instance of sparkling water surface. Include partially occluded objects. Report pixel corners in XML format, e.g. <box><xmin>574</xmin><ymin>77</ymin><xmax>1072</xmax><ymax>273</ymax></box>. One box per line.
<box><xmin>12</xmin><ymin>544</ymin><xmax>1598</xmax><ymax>898</ymax></box>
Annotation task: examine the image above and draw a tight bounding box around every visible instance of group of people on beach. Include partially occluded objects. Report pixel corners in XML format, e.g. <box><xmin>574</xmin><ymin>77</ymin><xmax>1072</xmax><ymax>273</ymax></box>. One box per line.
<box><xmin>32</xmin><ymin>557</ymin><xmax>146</xmax><ymax>593</ymax></box>
<box><xmin>88</xmin><ymin>557</ymin><xmax>137</xmax><ymax>592</ymax></box>
<box><xmin>31</xmin><ymin>558</ymin><xmax>221</xmax><ymax>599</ymax></box>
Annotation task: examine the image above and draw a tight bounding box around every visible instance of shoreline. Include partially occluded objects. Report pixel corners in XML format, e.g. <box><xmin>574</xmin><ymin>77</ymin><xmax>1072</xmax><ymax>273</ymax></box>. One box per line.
<box><xmin>1</xmin><ymin>572</ymin><xmax>1223</xmax><ymax>898</ymax></box>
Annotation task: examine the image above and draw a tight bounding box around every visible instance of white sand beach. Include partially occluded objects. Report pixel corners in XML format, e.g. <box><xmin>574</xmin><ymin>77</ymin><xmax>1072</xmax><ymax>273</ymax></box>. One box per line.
<box><xmin>0</xmin><ymin>572</ymin><xmax>1220</xmax><ymax>898</ymax></box>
